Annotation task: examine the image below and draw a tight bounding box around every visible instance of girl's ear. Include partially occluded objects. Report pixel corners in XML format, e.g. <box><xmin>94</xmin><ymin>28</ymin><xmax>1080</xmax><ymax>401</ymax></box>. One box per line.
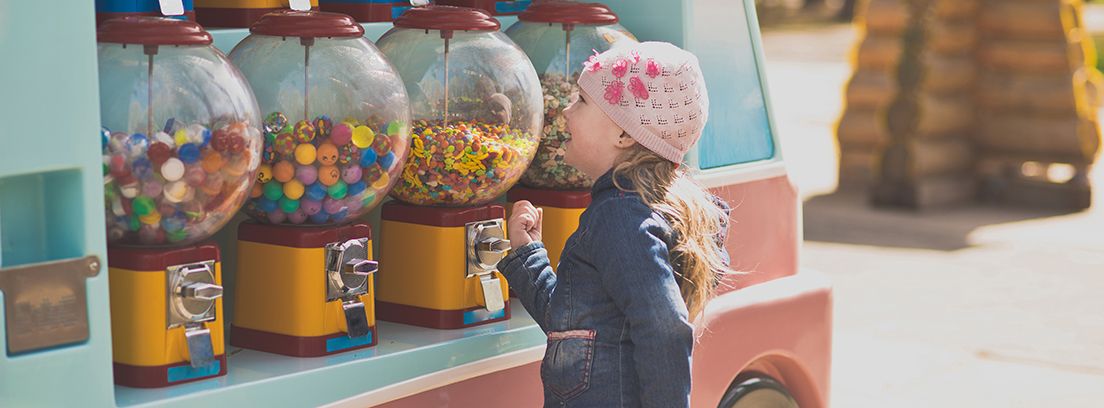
<box><xmin>615</xmin><ymin>132</ymin><xmax>638</xmax><ymax>149</ymax></box>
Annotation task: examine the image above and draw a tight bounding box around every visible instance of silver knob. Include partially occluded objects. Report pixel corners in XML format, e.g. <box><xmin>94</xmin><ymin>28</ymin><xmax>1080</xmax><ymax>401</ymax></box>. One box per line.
<box><xmin>344</xmin><ymin>259</ymin><xmax>378</xmax><ymax>276</ymax></box>
<box><xmin>180</xmin><ymin>282</ymin><xmax>223</xmax><ymax>301</ymax></box>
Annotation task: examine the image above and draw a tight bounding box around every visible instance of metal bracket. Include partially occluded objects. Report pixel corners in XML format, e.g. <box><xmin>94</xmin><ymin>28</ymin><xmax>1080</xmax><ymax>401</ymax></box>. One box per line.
<box><xmin>0</xmin><ymin>256</ymin><xmax>100</xmax><ymax>355</ymax></box>
<box><xmin>480</xmin><ymin>274</ymin><xmax>506</xmax><ymax>313</ymax></box>
<box><xmin>342</xmin><ymin>299</ymin><xmax>370</xmax><ymax>338</ymax></box>
<box><xmin>183</xmin><ymin>323</ymin><xmax>216</xmax><ymax>368</ymax></box>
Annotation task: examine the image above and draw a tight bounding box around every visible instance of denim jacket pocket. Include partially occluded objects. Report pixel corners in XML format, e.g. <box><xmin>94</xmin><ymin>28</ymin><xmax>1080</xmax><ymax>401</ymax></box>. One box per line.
<box><xmin>541</xmin><ymin>329</ymin><xmax>597</xmax><ymax>401</ymax></box>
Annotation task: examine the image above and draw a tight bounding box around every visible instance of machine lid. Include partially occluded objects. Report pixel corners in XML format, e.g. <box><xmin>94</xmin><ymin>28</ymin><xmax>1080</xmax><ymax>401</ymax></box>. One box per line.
<box><xmin>393</xmin><ymin>5</ymin><xmax>501</xmax><ymax>32</ymax></box>
<box><xmin>106</xmin><ymin>245</ymin><xmax>220</xmax><ymax>271</ymax></box>
<box><xmin>517</xmin><ymin>2</ymin><xmax>618</xmax><ymax>26</ymax></box>
<box><xmin>250</xmin><ymin>9</ymin><xmax>365</xmax><ymax>38</ymax></box>
<box><xmin>382</xmin><ymin>201</ymin><xmax>506</xmax><ymax>227</ymax></box>
<box><xmin>507</xmin><ymin>186</ymin><xmax>592</xmax><ymax>208</ymax></box>
<box><xmin>237</xmin><ymin>222</ymin><xmax>372</xmax><ymax>248</ymax></box>
<box><xmin>97</xmin><ymin>16</ymin><xmax>213</xmax><ymax>46</ymax></box>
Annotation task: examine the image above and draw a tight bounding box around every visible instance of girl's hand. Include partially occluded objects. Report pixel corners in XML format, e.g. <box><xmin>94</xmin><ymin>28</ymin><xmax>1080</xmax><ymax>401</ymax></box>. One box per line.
<box><xmin>508</xmin><ymin>200</ymin><xmax>543</xmax><ymax>250</ymax></box>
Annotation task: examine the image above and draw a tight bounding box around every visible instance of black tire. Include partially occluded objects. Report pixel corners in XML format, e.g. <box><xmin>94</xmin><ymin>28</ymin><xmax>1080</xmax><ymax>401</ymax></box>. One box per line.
<box><xmin>717</xmin><ymin>375</ymin><xmax>799</xmax><ymax>408</ymax></box>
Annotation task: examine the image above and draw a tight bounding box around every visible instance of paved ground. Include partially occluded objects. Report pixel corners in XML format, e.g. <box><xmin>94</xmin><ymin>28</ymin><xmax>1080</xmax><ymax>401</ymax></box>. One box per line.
<box><xmin>760</xmin><ymin>22</ymin><xmax>1104</xmax><ymax>407</ymax></box>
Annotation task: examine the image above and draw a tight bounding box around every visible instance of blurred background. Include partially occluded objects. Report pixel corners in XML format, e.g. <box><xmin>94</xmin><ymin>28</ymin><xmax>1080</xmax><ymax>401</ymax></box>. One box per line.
<box><xmin>756</xmin><ymin>0</ymin><xmax>1104</xmax><ymax>405</ymax></box>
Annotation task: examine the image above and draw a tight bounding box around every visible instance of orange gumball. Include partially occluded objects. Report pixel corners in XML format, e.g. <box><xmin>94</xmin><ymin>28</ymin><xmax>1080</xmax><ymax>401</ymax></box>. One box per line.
<box><xmin>201</xmin><ymin>151</ymin><xmax>224</xmax><ymax>173</ymax></box>
<box><xmin>273</xmin><ymin>160</ymin><xmax>295</xmax><ymax>183</ymax></box>
<box><xmin>251</xmin><ymin>183</ymin><xmax>263</xmax><ymax>198</ymax></box>
<box><xmin>317</xmin><ymin>143</ymin><xmax>339</xmax><ymax>166</ymax></box>
<box><xmin>319</xmin><ymin>165</ymin><xmax>340</xmax><ymax>186</ymax></box>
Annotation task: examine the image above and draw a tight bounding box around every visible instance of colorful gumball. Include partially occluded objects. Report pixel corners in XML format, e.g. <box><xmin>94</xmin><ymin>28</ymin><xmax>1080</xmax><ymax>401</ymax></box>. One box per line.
<box><xmin>283</xmin><ymin>180</ymin><xmax>305</xmax><ymax>200</ymax></box>
<box><xmin>341</xmin><ymin>166</ymin><xmax>362</xmax><ymax>184</ymax></box>
<box><xmin>371</xmin><ymin>134</ymin><xmax>392</xmax><ymax>156</ymax></box>
<box><xmin>330</xmin><ymin>122</ymin><xmax>353</xmax><ymax>146</ymax></box>
<box><xmin>294</xmin><ymin>120</ymin><xmax>316</xmax><ymax>143</ymax></box>
<box><xmin>257</xmin><ymin>164</ymin><xmax>273</xmax><ymax>183</ymax></box>
<box><xmin>317</xmin><ymin>143</ymin><xmax>339</xmax><ymax>166</ymax></box>
<box><xmin>313</xmin><ymin>115</ymin><xmax>333</xmax><ymax>139</ymax></box>
<box><xmin>338</xmin><ymin>144</ymin><xmax>360</xmax><ymax>166</ymax></box>
<box><xmin>296</xmin><ymin>165</ymin><xmax>318</xmax><ymax>185</ymax></box>
<box><xmin>273</xmin><ymin>160</ymin><xmax>295</xmax><ymax>183</ymax></box>
<box><xmin>294</xmin><ymin>143</ymin><xmax>317</xmax><ymax>165</ymax></box>
<box><xmin>319</xmin><ymin>165</ymin><xmax>340</xmax><ymax>186</ymax></box>
<box><xmin>351</xmin><ymin>125</ymin><xmax>374</xmax><ymax>148</ymax></box>
<box><xmin>274</xmin><ymin>132</ymin><xmax>296</xmax><ymax>156</ymax></box>
<box><xmin>265</xmin><ymin>112</ymin><xmax>289</xmax><ymax>134</ymax></box>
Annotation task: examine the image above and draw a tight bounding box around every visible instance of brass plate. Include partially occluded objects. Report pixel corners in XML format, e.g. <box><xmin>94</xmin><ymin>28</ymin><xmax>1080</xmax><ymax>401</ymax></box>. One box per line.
<box><xmin>0</xmin><ymin>256</ymin><xmax>100</xmax><ymax>355</ymax></box>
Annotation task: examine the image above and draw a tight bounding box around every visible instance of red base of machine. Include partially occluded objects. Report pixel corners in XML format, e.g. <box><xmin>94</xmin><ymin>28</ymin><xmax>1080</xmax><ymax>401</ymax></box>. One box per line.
<box><xmin>376</xmin><ymin>301</ymin><xmax>511</xmax><ymax>330</ymax></box>
<box><xmin>319</xmin><ymin>2</ymin><xmax>404</xmax><ymax>22</ymax></box>
<box><xmin>230</xmin><ymin>325</ymin><xmax>378</xmax><ymax>357</ymax></box>
<box><xmin>195</xmin><ymin>7</ymin><xmax>281</xmax><ymax>28</ymax></box>
<box><xmin>113</xmin><ymin>355</ymin><xmax>227</xmax><ymax>388</ymax></box>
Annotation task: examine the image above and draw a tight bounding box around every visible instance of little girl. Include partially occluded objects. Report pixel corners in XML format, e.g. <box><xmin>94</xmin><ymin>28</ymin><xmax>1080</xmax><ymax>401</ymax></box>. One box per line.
<box><xmin>497</xmin><ymin>42</ymin><xmax>731</xmax><ymax>407</ymax></box>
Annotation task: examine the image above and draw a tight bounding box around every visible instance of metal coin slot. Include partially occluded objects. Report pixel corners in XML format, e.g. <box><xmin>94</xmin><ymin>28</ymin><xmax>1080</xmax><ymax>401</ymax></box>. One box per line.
<box><xmin>466</xmin><ymin>219</ymin><xmax>509</xmax><ymax>312</ymax></box>
<box><xmin>325</xmin><ymin>238</ymin><xmax>377</xmax><ymax>337</ymax></box>
<box><xmin>325</xmin><ymin>238</ymin><xmax>375</xmax><ymax>302</ymax></box>
<box><xmin>466</xmin><ymin>219</ymin><xmax>510</xmax><ymax>278</ymax></box>
<box><xmin>167</xmin><ymin>261</ymin><xmax>221</xmax><ymax>328</ymax></box>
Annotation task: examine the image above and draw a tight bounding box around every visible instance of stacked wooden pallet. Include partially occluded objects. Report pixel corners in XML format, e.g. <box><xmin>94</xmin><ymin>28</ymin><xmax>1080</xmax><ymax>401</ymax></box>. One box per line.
<box><xmin>870</xmin><ymin>0</ymin><xmax>980</xmax><ymax>208</ymax></box>
<box><xmin>974</xmin><ymin>0</ymin><xmax>1100</xmax><ymax>210</ymax></box>
<box><xmin>836</xmin><ymin>0</ymin><xmax>1101</xmax><ymax>210</ymax></box>
<box><xmin>837</xmin><ymin>0</ymin><xmax>908</xmax><ymax>189</ymax></box>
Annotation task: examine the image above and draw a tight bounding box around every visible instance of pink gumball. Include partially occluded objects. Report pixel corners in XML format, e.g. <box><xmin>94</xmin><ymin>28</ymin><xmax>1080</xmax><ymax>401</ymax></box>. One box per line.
<box><xmin>301</xmin><ymin>199</ymin><xmax>322</xmax><ymax>215</ymax></box>
<box><xmin>330</xmin><ymin>123</ymin><xmax>353</xmax><ymax>146</ymax></box>
<box><xmin>287</xmin><ymin>208</ymin><xmax>308</xmax><ymax>224</ymax></box>
<box><xmin>296</xmin><ymin>165</ymin><xmax>318</xmax><ymax>185</ymax></box>
<box><xmin>341</xmin><ymin>166</ymin><xmax>362</xmax><ymax>184</ymax></box>
<box><xmin>267</xmin><ymin>209</ymin><xmax>287</xmax><ymax>224</ymax></box>
<box><xmin>322</xmin><ymin>197</ymin><xmax>344</xmax><ymax>214</ymax></box>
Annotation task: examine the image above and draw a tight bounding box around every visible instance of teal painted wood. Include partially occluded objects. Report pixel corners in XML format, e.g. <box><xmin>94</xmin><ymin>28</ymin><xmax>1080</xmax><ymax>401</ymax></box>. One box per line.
<box><xmin>0</xmin><ymin>1</ymin><xmax>115</xmax><ymax>407</ymax></box>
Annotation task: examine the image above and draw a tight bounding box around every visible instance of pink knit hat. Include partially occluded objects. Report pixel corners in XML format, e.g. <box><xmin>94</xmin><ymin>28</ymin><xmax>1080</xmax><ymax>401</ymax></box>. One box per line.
<box><xmin>577</xmin><ymin>41</ymin><xmax>709</xmax><ymax>163</ymax></box>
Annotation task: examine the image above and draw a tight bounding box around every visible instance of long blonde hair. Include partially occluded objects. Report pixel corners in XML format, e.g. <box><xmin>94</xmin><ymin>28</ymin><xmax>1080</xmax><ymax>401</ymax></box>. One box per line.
<box><xmin>611</xmin><ymin>143</ymin><xmax>732</xmax><ymax>321</ymax></box>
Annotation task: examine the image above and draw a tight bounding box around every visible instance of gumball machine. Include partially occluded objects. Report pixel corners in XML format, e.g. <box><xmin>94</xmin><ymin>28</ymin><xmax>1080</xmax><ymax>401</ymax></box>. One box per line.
<box><xmin>504</xmin><ymin>1</ymin><xmax>635</xmax><ymax>269</ymax></box>
<box><xmin>227</xmin><ymin>10</ymin><xmax>411</xmax><ymax>357</ymax></box>
<box><xmin>97</xmin><ymin>17</ymin><xmax>262</xmax><ymax>387</ymax></box>
<box><xmin>374</xmin><ymin>5</ymin><xmax>542</xmax><ymax>329</ymax></box>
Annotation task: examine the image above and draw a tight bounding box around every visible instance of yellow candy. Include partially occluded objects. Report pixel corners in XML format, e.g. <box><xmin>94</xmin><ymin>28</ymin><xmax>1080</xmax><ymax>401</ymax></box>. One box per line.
<box><xmin>283</xmin><ymin>180</ymin><xmax>305</xmax><ymax>200</ymax></box>
<box><xmin>174</xmin><ymin>129</ymin><xmax>189</xmax><ymax>146</ymax></box>
<box><xmin>139</xmin><ymin>212</ymin><xmax>162</xmax><ymax>225</ymax></box>
<box><xmin>352</xmin><ymin>126</ymin><xmax>375</xmax><ymax>148</ymax></box>
<box><xmin>294</xmin><ymin>143</ymin><xmax>317</xmax><ymax>165</ymax></box>
<box><xmin>371</xmin><ymin>172</ymin><xmax>390</xmax><ymax>190</ymax></box>
<box><xmin>257</xmin><ymin>164</ymin><xmax>273</xmax><ymax>183</ymax></box>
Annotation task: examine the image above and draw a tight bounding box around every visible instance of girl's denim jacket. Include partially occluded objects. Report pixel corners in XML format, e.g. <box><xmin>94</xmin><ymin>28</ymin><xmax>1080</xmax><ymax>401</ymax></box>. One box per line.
<box><xmin>498</xmin><ymin>170</ymin><xmax>699</xmax><ymax>407</ymax></box>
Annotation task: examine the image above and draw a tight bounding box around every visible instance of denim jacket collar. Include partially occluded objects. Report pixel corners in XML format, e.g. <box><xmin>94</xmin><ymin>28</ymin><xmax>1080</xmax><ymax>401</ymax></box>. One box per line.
<box><xmin>590</xmin><ymin>169</ymin><xmax>636</xmax><ymax>201</ymax></box>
